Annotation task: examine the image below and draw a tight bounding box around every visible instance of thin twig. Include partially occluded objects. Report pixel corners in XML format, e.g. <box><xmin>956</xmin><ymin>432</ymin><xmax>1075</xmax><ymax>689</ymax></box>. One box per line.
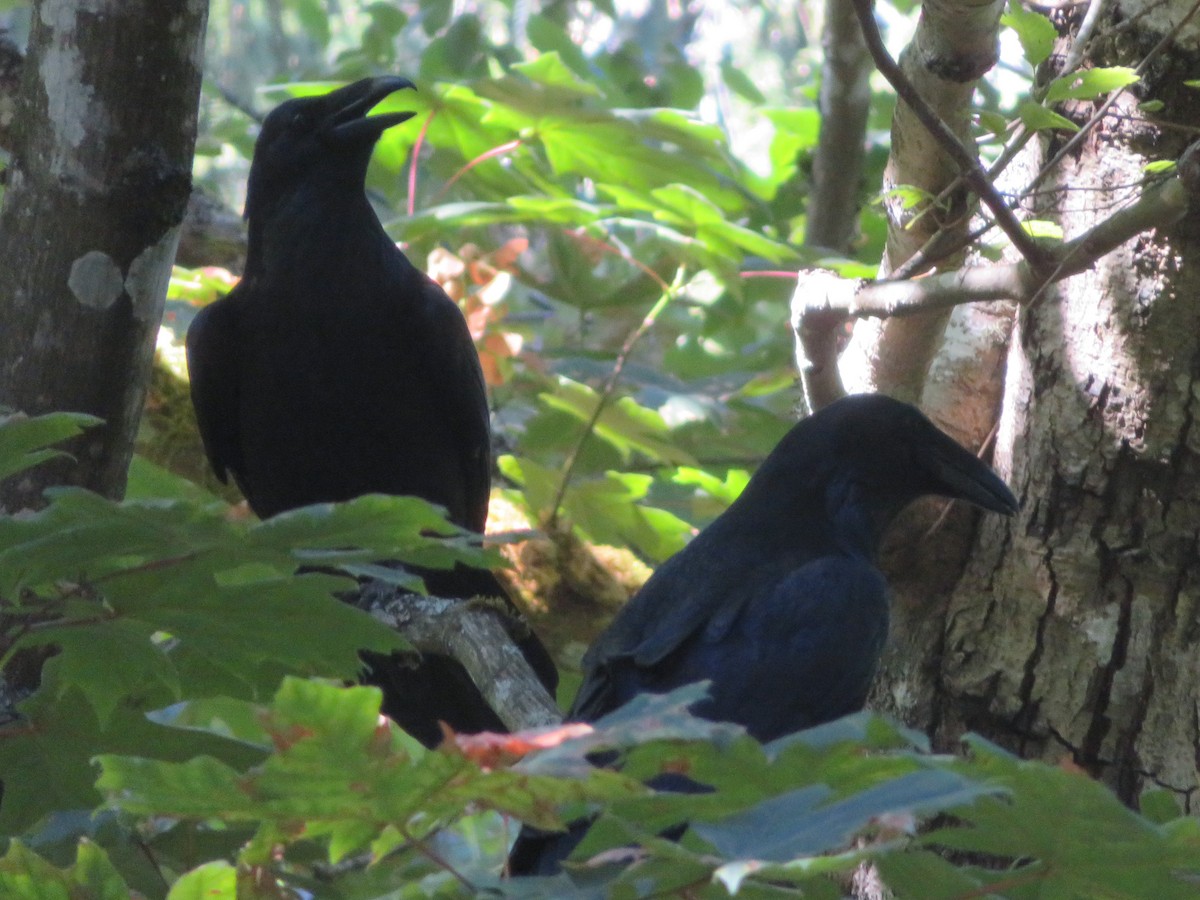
<box><xmin>204</xmin><ymin>75</ymin><xmax>263</xmax><ymax>124</ymax></box>
<box><xmin>399</xmin><ymin>823</ymin><xmax>479</xmax><ymax>894</ymax></box>
<box><xmin>892</xmin><ymin>0</ymin><xmax>1193</xmax><ymax>279</ymax></box>
<box><xmin>431</xmin><ymin>139</ymin><xmax>523</xmax><ymax>206</ymax></box>
<box><xmin>568</xmin><ymin>227</ymin><xmax>672</xmax><ymax>292</ymax></box>
<box><xmin>738</xmin><ymin>270</ymin><xmax>802</xmax><ymax>281</ymax></box>
<box><xmin>950</xmin><ymin>867</ymin><xmax>1052</xmax><ymax>900</ymax></box>
<box><xmin>794</xmin><ymin>165</ymin><xmax>1193</xmax><ymax>321</ymax></box>
<box><xmin>1060</xmin><ymin>0</ymin><xmax>1108</xmax><ymax>74</ymax></box>
<box><xmin>922</xmin><ymin>419</ymin><xmax>1001</xmax><ymax>540</ymax></box>
<box><xmin>546</xmin><ymin>267</ymin><xmax>687</xmax><ymax>529</ymax></box>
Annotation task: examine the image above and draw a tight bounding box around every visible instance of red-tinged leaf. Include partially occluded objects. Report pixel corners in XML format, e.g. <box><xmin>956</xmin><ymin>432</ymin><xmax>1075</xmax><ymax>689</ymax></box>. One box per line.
<box><xmin>454</xmin><ymin>723</ymin><xmax>595</xmax><ymax>767</ymax></box>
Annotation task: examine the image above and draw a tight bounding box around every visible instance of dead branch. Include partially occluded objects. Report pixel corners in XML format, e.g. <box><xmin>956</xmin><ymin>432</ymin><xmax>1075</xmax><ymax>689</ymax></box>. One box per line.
<box><xmin>356</xmin><ymin>582</ymin><xmax>562</xmax><ymax>733</ymax></box>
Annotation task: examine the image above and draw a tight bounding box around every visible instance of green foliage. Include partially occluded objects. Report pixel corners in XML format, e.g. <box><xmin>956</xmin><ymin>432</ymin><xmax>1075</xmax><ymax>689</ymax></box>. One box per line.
<box><xmin>3</xmin><ymin>401</ymin><xmax>1198</xmax><ymax>896</ymax></box>
<box><xmin>1045</xmin><ymin>66</ymin><xmax>1141</xmax><ymax>103</ymax></box>
<box><xmin>189</xmin><ymin>0</ymin><xmax>838</xmax><ymax>552</ymax></box>
<box><xmin>0</xmin><ymin>839</ymin><xmax>129</xmax><ymax>900</ymax></box>
<box><xmin>1001</xmin><ymin>4</ymin><xmax>1057</xmax><ymax>67</ymax></box>
<box><xmin>0</xmin><ymin>415</ymin><xmax>499</xmax><ymax>839</ymax></box>
<box><xmin>1014</xmin><ymin>99</ymin><xmax>1080</xmax><ymax>133</ymax></box>
<box><xmin>903</xmin><ymin>737</ymin><xmax>1200</xmax><ymax>899</ymax></box>
<box><xmin>72</xmin><ymin>681</ymin><xmax>1200</xmax><ymax>897</ymax></box>
<box><xmin>0</xmin><ymin>411</ymin><xmax>101</xmax><ymax>482</ymax></box>
<box><xmin>4</xmin><ymin>1</ymin><xmax>1193</xmax><ymax>896</ymax></box>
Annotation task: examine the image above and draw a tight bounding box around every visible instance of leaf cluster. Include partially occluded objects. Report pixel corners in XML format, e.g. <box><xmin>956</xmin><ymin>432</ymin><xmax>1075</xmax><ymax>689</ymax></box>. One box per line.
<box><xmin>3</xmin><ymin>417</ymin><xmax>1199</xmax><ymax>898</ymax></box>
<box><xmin>0</xmin><ymin>413</ymin><xmax>489</xmax><ymax>842</ymax></box>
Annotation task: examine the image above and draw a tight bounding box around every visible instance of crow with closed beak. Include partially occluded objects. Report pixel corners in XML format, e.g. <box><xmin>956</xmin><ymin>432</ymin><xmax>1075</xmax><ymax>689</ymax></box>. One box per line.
<box><xmin>510</xmin><ymin>393</ymin><xmax>1018</xmax><ymax>874</ymax></box>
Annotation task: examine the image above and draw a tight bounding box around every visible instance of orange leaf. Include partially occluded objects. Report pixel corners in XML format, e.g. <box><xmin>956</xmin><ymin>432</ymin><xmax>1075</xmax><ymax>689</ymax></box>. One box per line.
<box><xmin>453</xmin><ymin>723</ymin><xmax>594</xmax><ymax>768</ymax></box>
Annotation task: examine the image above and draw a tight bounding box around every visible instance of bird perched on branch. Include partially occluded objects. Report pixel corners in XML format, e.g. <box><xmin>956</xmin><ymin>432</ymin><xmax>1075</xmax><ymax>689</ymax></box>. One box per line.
<box><xmin>185</xmin><ymin>76</ymin><xmax>556</xmax><ymax>747</ymax></box>
<box><xmin>510</xmin><ymin>393</ymin><xmax>1018</xmax><ymax>874</ymax></box>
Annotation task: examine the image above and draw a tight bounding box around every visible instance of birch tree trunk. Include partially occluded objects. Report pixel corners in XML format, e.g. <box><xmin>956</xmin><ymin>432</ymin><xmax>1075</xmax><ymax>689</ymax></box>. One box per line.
<box><xmin>840</xmin><ymin>0</ymin><xmax>1005</xmax><ymax>404</ymax></box>
<box><xmin>0</xmin><ymin>0</ymin><xmax>209</xmax><ymax>510</ymax></box>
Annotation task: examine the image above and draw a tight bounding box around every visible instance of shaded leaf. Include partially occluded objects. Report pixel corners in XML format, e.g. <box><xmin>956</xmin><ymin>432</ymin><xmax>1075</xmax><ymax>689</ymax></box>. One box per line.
<box><xmin>693</xmin><ymin>769</ymin><xmax>993</xmax><ymax>862</ymax></box>
<box><xmin>0</xmin><ymin>411</ymin><xmax>101</xmax><ymax>483</ymax></box>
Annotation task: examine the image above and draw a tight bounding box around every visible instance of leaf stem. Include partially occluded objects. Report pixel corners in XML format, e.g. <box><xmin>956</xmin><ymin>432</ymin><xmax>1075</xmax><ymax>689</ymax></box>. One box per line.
<box><xmin>407</xmin><ymin>108</ymin><xmax>436</xmax><ymax>217</ymax></box>
<box><xmin>431</xmin><ymin>139</ymin><xmax>524</xmax><ymax>206</ymax></box>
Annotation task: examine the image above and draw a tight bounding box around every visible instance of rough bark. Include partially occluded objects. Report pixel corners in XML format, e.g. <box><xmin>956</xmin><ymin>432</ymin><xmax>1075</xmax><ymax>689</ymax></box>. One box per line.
<box><xmin>878</xmin><ymin>3</ymin><xmax>1200</xmax><ymax>809</ymax></box>
<box><xmin>0</xmin><ymin>0</ymin><xmax>209</xmax><ymax>510</ymax></box>
<box><xmin>0</xmin><ymin>35</ymin><xmax>247</xmax><ymax>275</ymax></box>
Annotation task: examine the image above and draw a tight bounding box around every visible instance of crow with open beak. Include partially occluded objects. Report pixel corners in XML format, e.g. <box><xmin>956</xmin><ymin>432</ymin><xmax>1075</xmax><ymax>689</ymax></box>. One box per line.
<box><xmin>186</xmin><ymin>77</ymin><xmax>558</xmax><ymax>747</ymax></box>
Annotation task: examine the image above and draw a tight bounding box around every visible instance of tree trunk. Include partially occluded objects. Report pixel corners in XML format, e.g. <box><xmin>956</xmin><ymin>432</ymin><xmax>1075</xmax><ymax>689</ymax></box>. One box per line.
<box><xmin>873</xmin><ymin>3</ymin><xmax>1200</xmax><ymax>809</ymax></box>
<box><xmin>805</xmin><ymin>0</ymin><xmax>871</xmax><ymax>256</ymax></box>
<box><xmin>0</xmin><ymin>0</ymin><xmax>209</xmax><ymax>510</ymax></box>
<box><xmin>840</xmin><ymin>0</ymin><xmax>1004</xmax><ymax>404</ymax></box>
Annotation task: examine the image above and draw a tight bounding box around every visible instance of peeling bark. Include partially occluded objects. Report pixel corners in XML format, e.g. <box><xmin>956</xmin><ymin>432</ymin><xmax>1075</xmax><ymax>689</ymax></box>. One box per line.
<box><xmin>357</xmin><ymin>583</ymin><xmax>562</xmax><ymax>733</ymax></box>
<box><xmin>840</xmin><ymin>0</ymin><xmax>1005</xmax><ymax>403</ymax></box>
<box><xmin>0</xmin><ymin>0</ymin><xmax>209</xmax><ymax>509</ymax></box>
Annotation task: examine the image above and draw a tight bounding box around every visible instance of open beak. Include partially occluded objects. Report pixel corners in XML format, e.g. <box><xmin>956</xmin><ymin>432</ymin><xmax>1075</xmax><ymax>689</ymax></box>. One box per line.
<box><xmin>322</xmin><ymin>76</ymin><xmax>417</xmax><ymax>144</ymax></box>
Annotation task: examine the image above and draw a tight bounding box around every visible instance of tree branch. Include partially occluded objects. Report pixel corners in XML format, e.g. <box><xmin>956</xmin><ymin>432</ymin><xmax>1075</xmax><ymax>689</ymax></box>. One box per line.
<box><xmin>0</xmin><ymin>31</ymin><xmax>22</xmax><ymax>150</ymax></box>
<box><xmin>805</xmin><ymin>0</ymin><xmax>872</xmax><ymax>253</ymax></box>
<box><xmin>849</xmin><ymin>0</ymin><xmax>1049</xmax><ymax>270</ymax></box>
<box><xmin>355</xmin><ymin>582</ymin><xmax>562</xmax><ymax>733</ymax></box>
<box><xmin>793</xmin><ymin>149</ymin><xmax>1198</xmax><ymax>406</ymax></box>
<box><xmin>792</xmin><ymin>272</ymin><xmax>864</xmax><ymax>411</ymax></box>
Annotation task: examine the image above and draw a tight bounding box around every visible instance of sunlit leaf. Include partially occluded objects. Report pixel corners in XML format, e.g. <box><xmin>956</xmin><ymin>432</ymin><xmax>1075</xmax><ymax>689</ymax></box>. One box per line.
<box><xmin>1001</xmin><ymin>4</ymin><xmax>1057</xmax><ymax>67</ymax></box>
<box><xmin>1016</xmin><ymin>100</ymin><xmax>1081</xmax><ymax>133</ymax></box>
<box><xmin>1045</xmin><ymin>66</ymin><xmax>1139</xmax><ymax>103</ymax></box>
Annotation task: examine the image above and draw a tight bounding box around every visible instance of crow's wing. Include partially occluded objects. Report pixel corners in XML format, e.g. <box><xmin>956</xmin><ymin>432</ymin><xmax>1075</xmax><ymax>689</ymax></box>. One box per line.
<box><xmin>572</xmin><ymin>554</ymin><xmax>889</xmax><ymax>741</ymax></box>
<box><xmin>185</xmin><ymin>292</ymin><xmax>246</xmax><ymax>494</ymax></box>
<box><xmin>413</xmin><ymin>276</ymin><xmax>493</xmax><ymax>533</ymax></box>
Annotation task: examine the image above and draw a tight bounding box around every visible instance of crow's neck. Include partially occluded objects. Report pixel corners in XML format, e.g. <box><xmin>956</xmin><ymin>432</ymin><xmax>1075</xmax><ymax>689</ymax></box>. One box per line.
<box><xmin>245</xmin><ymin>185</ymin><xmax>391</xmax><ymax>279</ymax></box>
<box><xmin>722</xmin><ymin>469</ymin><xmax>899</xmax><ymax>564</ymax></box>
<box><xmin>823</xmin><ymin>474</ymin><xmax>907</xmax><ymax>560</ymax></box>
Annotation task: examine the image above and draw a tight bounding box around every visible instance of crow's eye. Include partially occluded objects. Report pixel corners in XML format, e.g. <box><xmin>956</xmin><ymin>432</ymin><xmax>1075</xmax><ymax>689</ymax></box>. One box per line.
<box><xmin>289</xmin><ymin>111</ymin><xmax>309</xmax><ymax>128</ymax></box>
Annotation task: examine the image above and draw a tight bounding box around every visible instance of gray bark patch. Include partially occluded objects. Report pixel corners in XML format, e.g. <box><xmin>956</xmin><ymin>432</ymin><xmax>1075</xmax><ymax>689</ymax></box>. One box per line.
<box><xmin>68</xmin><ymin>251</ymin><xmax>124</xmax><ymax>309</ymax></box>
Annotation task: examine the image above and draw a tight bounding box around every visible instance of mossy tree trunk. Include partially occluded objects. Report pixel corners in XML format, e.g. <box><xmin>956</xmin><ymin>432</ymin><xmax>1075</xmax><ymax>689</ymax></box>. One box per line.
<box><xmin>0</xmin><ymin>0</ymin><xmax>209</xmax><ymax>510</ymax></box>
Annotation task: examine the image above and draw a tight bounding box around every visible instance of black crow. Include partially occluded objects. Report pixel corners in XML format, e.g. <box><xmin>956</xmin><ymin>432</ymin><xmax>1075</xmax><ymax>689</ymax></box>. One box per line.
<box><xmin>510</xmin><ymin>393</ymin><xmax>1018</xmax><ymax>874</ymax></box>
<box><xmin>185</xmin><ymin>77</ymin><xmax>556</xmax><ymax>747</ymax></box>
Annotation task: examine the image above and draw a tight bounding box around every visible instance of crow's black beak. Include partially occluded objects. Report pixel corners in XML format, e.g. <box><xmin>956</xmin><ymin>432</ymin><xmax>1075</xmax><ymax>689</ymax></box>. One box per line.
<box><xmin>922</xmin><ymin>430</ymin><xmax>1019</xmax><ymax>516</ymax></box>
<box><xmin>323</xmin><ymin>76</ymin><xmax>417</xmax><ymax>144</ymax></box>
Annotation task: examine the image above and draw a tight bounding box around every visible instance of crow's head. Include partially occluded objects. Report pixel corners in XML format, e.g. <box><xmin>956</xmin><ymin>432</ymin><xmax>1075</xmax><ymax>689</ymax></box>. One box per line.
<box><xmin>750</xmin><ymin>393</ymin><xmax>1018</xmax><ymax>549</ymax></box>
<box><xmin>244</xmin><ymin>76</ymin><xmax>416</xmax><ymax>223</ymax></box>
<box><xmin>826</xmin><ymin>394</ymin><xmax>1018</xmax><ymax>517</ymax></box>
